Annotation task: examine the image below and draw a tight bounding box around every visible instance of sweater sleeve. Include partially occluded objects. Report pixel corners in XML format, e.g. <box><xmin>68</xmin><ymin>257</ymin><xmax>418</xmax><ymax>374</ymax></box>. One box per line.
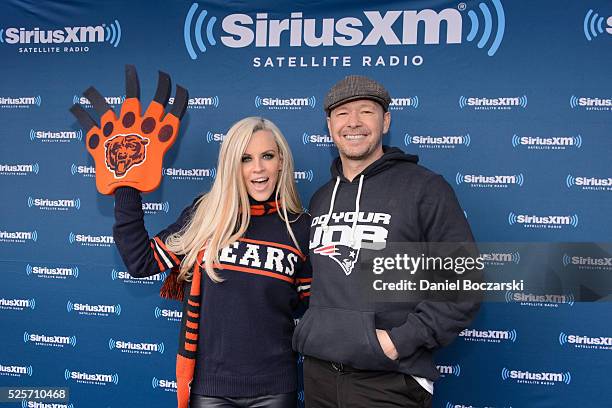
<box><xmin>112</xmin><ymin>187</ymin><xmax>196</xmax><ymax>278</ymax></box>
<box><xmin>388</xmin><ymin>175</ymin><xmax>481</xmax><ymax>358</ymax></box>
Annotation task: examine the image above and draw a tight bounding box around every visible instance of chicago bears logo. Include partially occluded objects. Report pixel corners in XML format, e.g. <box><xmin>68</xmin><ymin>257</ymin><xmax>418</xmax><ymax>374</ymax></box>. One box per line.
<box><xmin>104</xmin><ymin>134</ymin><xmax>150</xmax><ymax>178</ymax></box>
<box><xmin>314</xmin><ymin>244</ymin><xmax>361</xmax><ymax>275</ymax></box>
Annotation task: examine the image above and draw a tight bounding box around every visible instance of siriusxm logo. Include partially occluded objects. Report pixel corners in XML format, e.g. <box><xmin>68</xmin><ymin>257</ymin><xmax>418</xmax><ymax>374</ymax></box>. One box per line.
<box><xmin>142</xmin><ymin>201</ymin><xmax>170</xmax><ymax>215</ymax></box>
<box><xmin>24</xmin><ymin>331</ymin><xmax>77</xmax><ymax>348</ymax></box>
<box><xmin>570</xmin><ymin>95</ymin><xmax>612</xmax><ymax>111</ymax></box>
<box><xmin>154</xmin><ymin>306</ymin><xmax>182</xmax><ymax>322</ymax></box>
<box><xmin>152</xmin><ymin>377</ymin><xmax>178</xmax><ymax>392</ymax></box>
<box><xmin>559</xmin><ymin>332</ymin><xmax>612</xmax><ymax>350</ymax></box>
<box><xmin>459</xmin><ymin>95</ymin><xmax>527</xmax><ymax>110</ymax></box>
<box><xmin>566</xmin><ymin>174</ymin><xmax>612</xmax><ymax>191</ymax></box>
<box><xmin>0</xmin><ymin>96</ymin><xmax>41</xmax><ymax>108</ymax></box>
<box><xmin>481</xmin><ymin>251</ymin><xmax>520</xmax><ymax>265</ymax></box>
<box><xmin>163</xmin><ymin>167</ymin><xmax>216</xmax><ymax>181</ymax></box>
<box><xmin>512</xmin><ymin>134</ymin><xmax>582</xmax><ymax>150</ymax></box>
<box><xmin>437</xmin><ymin>364</ymin><xmax>461</xmax><ymax>377</ymax></box>
<box><xmin>66</xmin><ymin>301</ymin><xmax>121</xmax><ymax>317</ymax></box>
<box><xmin>65</xmin><ymin>369</ymin><xmax>118</xmax><ymax>386</ymax></box>
<box><xmin>507</xmin><ymin>212</ymin><xmax>579</xmax><ymax>229</ymax></box>
<box><xmin>29</xmin><ymin>129</ymin><xmax>82</xmax><ymax>143</ymax></box>
<box><xmin>68</xmin><ymin>232</ymin><xmax>114</xmax><ymax>247</ymax></box>
<box><xmin>302</xmin><ymin>132</ymin><xmax>333</xmax><ymax>147</ymax></box>
<box><xmin>294</xmin><ymin>170</ymin><xmax>314</xmax><ymax>182</ymax></box>
<box><xmin>0</xmin><ymin>364</ymin><xmax>33</xmax><ymax>377</ymax></box>
<box><xmin>72</xmin><ymin>95</ymin><xmax>125</xmax><ymax>108</ymax></box>
<box><xmin>0</xmin><ymin>297</ymin><xmax>36</xmax><ymax>311</ymax></box>
<box><xmin>456</xmin><ymin>173</ymin><xmax>523</xmax><ymax>188</ymax></box>
<box><xmin>459</xmin><ymin>328</ymin><xmax>517</xmax><ymax>343</ymax></box>
<box><xmin>505</xmin><ymin>291</ymin><xmax>575</xmax><ymax>307</ymax></box>
<box><xmin>501</xmin><ymin>367</ymin><xmax>571</xmax><ymax>386</ymax></box>
<box><xmin>205</xmin><ymin>131</ymin><xmax>226</xmax><ymax>143</ymax></box>
<box><xmin>70</xmin><ymin>163</ymin><xmax>95</xmax><ymax>178</ymax></box>
<box><xmin>255</xmin><ymin>95</ymin><xmax>316</xmax><ymax>110</ymax></box>
<box><xmin>28</xmin><ymin>197</ymin><xmax>81</xmax><ymax>211</ymax></box>
<box><xmin>0</xmin><ymin>230</ymin><xmax>38</xmax><ymax>243</ymax></box>
<box><xmin>26</xmin><ymin>264</ymin><xmax>79</xmax><ymax>279</ymax></box>
<box><xmin>0</xmin><ymin>163</ymin><xmax>39</xmax><ymax>176</ymax></box>
<box><xmin>183</xmin><ymin>1</ymin><xmax>505</xmax><ymax>60</ymax></box>
<box><xmin>170</xmin><ymin>95</ymin><xmax>219</xmax><ymax>109</ymax></box>
<box><xmin>22</xmin><ymin>402</ymin><xmax>74</xmax><ymax>408</ymax></box>
<box><xmin>404</xmin><ymin>133</ymin><xmax>470</xmax><ymax>149</ymax></box>
<box><xmin>108</xmin><ymin>338</ymin><xmax>165</xmax><ymax>355</ymax></box>
<box><xmin>389</xmin><ymin>96</ymin><xmax>419</xmax><ymax>110</ymax></box>
<box><xmin>1</xmin><ymin>21</ymin><xmax>121</xmax><ymax>46</ymax></box>
<box><xmin>562</xmin><ymin>254</ymin><xmax>612</xmax><ymax>271</ymax></box>
<box><xmin>583</xmin><ymin>9</ymin><xmax>612</xmax><ymax>41</ymax></box>
<box><xmin>111</xmin><ymin>269</ymin><xmax>167</xmax><ymax>285</ymax></box>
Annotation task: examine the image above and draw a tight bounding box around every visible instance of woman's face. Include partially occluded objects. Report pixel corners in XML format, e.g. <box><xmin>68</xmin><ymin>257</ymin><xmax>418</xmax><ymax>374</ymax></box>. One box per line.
<box><xmin>241</xmin><ymin>129</ymin><xmax>282</xmax><ymax>202</ymax></box>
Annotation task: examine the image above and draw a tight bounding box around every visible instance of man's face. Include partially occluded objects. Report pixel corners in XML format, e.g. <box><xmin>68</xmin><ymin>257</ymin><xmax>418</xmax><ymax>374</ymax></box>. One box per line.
<box><xmin>327</xmin><ymin>99</ymin><xmax>390</xmax><ymax>163</ymax></box>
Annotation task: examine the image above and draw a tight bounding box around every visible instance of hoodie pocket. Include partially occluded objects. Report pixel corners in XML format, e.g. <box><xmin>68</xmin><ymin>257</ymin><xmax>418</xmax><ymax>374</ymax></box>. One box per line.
<box><xmin>296</xmin><ymin>306</ymin><xmax>398</xmax><ymax>371</ymax></box>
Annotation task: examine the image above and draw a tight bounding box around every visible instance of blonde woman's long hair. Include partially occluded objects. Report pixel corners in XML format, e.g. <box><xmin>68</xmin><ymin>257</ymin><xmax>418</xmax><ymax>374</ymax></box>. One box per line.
<box><xmin>165</xmin><ymin>117</ymin><xmax>303</xmax><ymax>283</ymax></box>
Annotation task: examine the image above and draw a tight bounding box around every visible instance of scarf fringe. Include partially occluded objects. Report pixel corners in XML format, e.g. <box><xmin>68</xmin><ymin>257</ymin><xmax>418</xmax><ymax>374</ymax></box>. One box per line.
<box><xmin>160</xmin><ymin>268</ymin><xmax>184</xmax><ymax>301</ymax></box>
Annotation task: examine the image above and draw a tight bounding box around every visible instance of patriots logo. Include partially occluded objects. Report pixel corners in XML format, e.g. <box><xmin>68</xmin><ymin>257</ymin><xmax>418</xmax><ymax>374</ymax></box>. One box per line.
<box><xmin>313</xmin><ymin>244</ymin><xmax>361</xmax><ymax>275</ymax></box>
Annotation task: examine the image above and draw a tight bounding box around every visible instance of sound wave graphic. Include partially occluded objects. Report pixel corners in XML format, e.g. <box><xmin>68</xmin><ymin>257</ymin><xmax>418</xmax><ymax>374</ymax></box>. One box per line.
<box><xmin>583</xmin><ymin>9</ymin><xmax>607</xmax><ymax>41</ymax></box>
<box><xmin>466</xmin><ymin>0</ymin><xmax>506</xmax><ymax>56</ymax></box>
<box><xmin>459</xmin><ymin>95</ymin><xmax>468</xmax><ymax>108</ymax></box>
<box><xmin>455</xmin><ymin>173</ymin><xmax>464</xmax><ymax>185</ymax></box>
<box><xmin>104</xmin><ymin>20</ymin><xmax>122</xmax><ymax>47</ymax></box>
<box><xmin>570</xmin><ymin>95</ymin><xmax>579</xmax><ymax>108</ymax></box>
<box><xmin>509</xmin><ymin>329</ymin><xmax>517</xmax><ymax>342</ymax></box>
<box><xmin>501</xmin><ymin>367</ymin><xmax>510</xmax><ymax>380</ymax></box>
<box><xmin>184</xmin><ymin>3</ymin><xmax>217</xmax><ymax>60</ymax></box>
<box><xmin>563</xmin><ymin>372</ymin><xmax>571</xmax><ymax>384</ymax></box>
<box><xmin>574</xmin><ymin>134</ymin><xmax>582</xmax><ymax>148</ymax></box>
<box><xmin>507</xmin><ymin>212</ymin><xmax>517</xmax><ymax>225</ymax></box>
<box><xmin>559</xmin><ymin>332</ymin><xmax>568</xmax><ymax>345</ymax></box>
<box><xmin>515</xmin><ymin>173</ymin><xmax>524</xmax><ymax>186</ymax></box>
<box><xmin>562</xmin><ymin>254</ymin><xmax>571</xmax><ymax>267</ymax></box>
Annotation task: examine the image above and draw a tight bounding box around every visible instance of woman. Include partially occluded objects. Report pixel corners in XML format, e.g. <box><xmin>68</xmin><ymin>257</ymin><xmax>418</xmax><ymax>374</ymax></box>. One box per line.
<box><xmin>113</xmin><ymin>117</ymin><xmax>311</xmax><ymax>408</ymax></box>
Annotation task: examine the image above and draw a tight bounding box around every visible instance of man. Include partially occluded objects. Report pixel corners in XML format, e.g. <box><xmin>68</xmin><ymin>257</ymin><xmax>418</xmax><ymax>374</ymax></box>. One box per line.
<box><xmin>293</xmin><ymin>76</ymin><xmax>479</xmax><ymax>408</ymax></box>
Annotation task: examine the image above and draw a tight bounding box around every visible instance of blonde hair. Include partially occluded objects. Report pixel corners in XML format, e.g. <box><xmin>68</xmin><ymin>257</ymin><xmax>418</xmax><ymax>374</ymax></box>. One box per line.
<box><xmin>165</xmin><ymin>117</ymin><xmax>303</xmax><ymax>282</ymax></box>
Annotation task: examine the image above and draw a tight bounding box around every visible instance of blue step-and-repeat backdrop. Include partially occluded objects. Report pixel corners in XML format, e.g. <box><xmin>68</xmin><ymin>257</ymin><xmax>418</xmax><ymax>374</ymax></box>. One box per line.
<box><xmin>1</xmin><ymin>1</ymin><xmax>611</xmax><ymax>407</ymax></box>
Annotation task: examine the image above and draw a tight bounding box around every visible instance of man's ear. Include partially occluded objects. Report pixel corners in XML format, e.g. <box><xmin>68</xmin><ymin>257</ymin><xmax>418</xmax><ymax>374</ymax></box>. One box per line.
<box><xmin>383</xmin><ymin>111</ymin><xmax>391</xmax><ymax>134</ymax></box>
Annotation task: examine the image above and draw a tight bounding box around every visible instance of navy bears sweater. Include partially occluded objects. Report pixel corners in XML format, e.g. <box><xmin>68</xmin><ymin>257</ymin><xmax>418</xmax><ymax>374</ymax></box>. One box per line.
<box><xmin>112</xmin><ymin>187</ymin><xmax>311</xmax><ymax>403</ymax></box>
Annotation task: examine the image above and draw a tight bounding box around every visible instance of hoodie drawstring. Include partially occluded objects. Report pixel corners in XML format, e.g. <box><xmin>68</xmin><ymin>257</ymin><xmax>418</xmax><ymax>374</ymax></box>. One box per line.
<box><xmin>350</xmin><ymin>175</ymin><xmax>364</xmax><ymax>247</ymax></box>
<box><xmin>322</xmin><ymin>176</ymin><xmax>341</xmax><ymax>231</ymax></box>
<box><xmin>322</xmin><ymin>175</ymin><xmax>364</xmax><ymax>249</ymax></box>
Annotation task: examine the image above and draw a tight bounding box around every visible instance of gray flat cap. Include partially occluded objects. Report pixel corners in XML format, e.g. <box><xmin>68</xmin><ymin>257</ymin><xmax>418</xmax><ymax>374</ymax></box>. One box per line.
<box><xmin>324</xmin><ymin>75</ymin><xmax>391</xmax><ymax>115</ymax></box>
